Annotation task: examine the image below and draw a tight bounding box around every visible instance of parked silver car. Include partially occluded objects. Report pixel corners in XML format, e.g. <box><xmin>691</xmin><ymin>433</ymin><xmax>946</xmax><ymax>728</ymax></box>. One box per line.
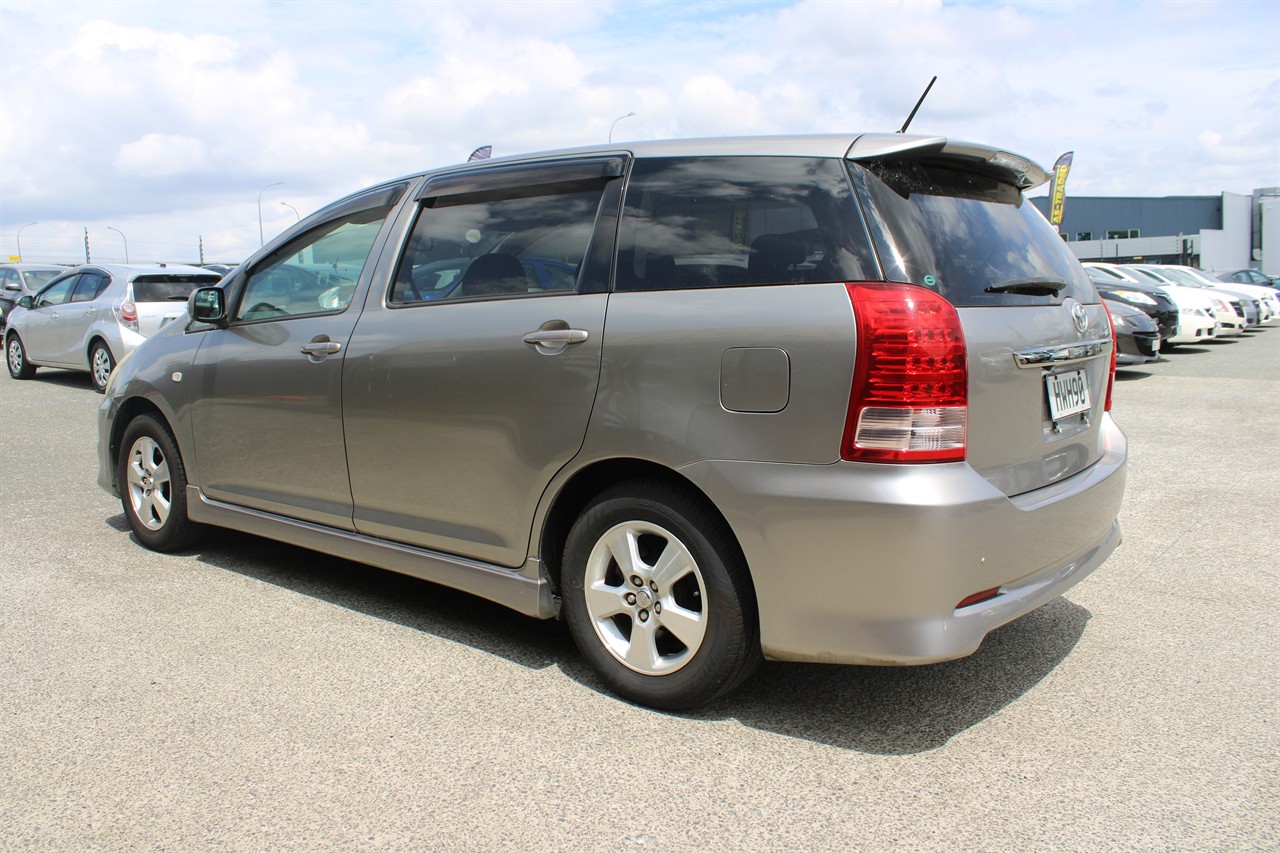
<box><xmin>97</xmin><ymin>133</ymin><xmax>1128</xmax><ymax>709</ymax></box>
<box><xmin>6</xmin><ymin>263</ymin><xmax>221</xmax><ymax>392</ymax></box>
<box><xmin>0</xmin><ymin>263</ymin><xmax>64</xmax><ymax>329</ymax></box>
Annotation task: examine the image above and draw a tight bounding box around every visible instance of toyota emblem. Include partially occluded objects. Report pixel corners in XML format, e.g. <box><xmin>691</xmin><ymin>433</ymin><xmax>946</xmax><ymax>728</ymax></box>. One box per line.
<box><xmin>1070</xmin><ymin>301</ymin><xmax>1088</xmax><ymax>335</ymax></box>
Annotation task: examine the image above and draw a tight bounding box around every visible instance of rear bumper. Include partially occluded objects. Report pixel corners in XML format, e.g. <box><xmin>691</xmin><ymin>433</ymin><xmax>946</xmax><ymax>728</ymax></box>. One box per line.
<box><xmin>681</xmin><ymin>414</ymin><xmax>1127</xmax><ymax>665</ymax></box>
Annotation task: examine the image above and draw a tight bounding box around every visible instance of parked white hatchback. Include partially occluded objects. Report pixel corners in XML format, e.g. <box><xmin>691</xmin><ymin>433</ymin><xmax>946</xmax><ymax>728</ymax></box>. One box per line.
<box><xmin>5</xmin><ymin>263</ymin><xmax>221</xmax><ymax>391</ymax></box>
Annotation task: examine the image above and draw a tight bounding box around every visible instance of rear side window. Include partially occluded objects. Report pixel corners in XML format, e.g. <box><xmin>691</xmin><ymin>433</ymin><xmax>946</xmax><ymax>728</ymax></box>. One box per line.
<box><xmin>131</xmin><ymin>275</ymin><xmax>216</xmax><ymax>303</ymax></box>
<box><xmin>850</xmin><ymin>159</ymin><xmax>1096</xmax><ymax>306</ymax></box>
<box><xmin>616</xmin><ymin>157</ymin><xmax>876</xmax><ymax>291</ymax></box>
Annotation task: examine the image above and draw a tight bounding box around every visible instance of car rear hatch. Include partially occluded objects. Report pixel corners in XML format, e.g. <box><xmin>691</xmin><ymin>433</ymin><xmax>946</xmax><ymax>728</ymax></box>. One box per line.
<box><xmin>846</xmin><ymin>136</ymin><xmax>1113</xmax><ymax>497</ymax></box>
<box><xmin>128</xmin><ymin>273</ymin><xmax>220</xmax><ymax>336</ymax></box>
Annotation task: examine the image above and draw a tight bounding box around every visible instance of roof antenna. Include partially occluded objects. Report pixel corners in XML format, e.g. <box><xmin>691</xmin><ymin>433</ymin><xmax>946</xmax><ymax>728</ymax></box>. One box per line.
<box><xmin>897</xmin><ymin>76</ymin><xmax>937</xmax><ymax>134</ymax></box>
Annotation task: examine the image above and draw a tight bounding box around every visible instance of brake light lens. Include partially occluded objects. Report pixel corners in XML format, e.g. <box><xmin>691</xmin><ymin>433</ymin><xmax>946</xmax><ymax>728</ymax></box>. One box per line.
<box><xmin>843</xmin><ymin>282</ymin><xmax>967</xmax><ymax>463</ymax></box>
<box><xmin>1104</xmin><ymin>306</ymin><xmax>1117</xmax><ymax>412</ymax></box>
<box><xmin>119</xmin><ymin>300</ymin><xmax>138</xmax><ymax>332</ymax></box>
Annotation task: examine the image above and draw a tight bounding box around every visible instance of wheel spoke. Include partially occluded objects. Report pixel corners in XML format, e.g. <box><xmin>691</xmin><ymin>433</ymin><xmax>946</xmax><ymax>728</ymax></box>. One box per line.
<box><xmin>656</xmin><ymin>601</ymin><xmax>705</xmax><ymax>650</ymax></box>
<box><xmin>649</xmin><ymin>539</ymin><xmax>692</xmax><ymax>591</ymax></box>
<box><xmin>585</xmin><ymin>581</ymin><xmax>628</xmax><ymax>620</ymax></box>
<box><xmin>148</xmin><ymin>490</ymin><xmax>171</xmax><ymax>526</ymax></box>
<box><xmin>601</xmin><ymin>526</ymin><xmax>641</xmax><ymax>576</ymax></box>
<box><xmin>623</xmin><ymin>620</ymin><xmax>662</xmax><ymax>672</ymax></box>
<box><xmin>151</xmin><ymin>458</ymin><xmax>170</xmax><ymax>489</ymax></box>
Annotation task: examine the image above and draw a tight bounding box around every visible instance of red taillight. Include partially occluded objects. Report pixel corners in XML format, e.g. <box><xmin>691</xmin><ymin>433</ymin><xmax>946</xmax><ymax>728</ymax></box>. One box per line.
<box><xmin>1104</xmin><ymin>307</ymin><xmax>1117</xmax><ymax>412</ymax></box>
<box><xmin>119</xmin><ymin>301</ymin><xmax>138</xmax><ymax>324</ymax></box>
<box><xmin>842</xmin><ymin>282</ymin><xmax>968</xmax><ymax>463</ymax></box>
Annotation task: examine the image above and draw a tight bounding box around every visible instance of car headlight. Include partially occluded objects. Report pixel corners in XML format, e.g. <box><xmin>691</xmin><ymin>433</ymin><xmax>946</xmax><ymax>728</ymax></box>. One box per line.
<box><xmin>1112</xmin><ymin>290</ymin><xmax>1157</xmax><ymax>306</ymax></box>
<box><xmin>1109</xmin><ymin>312</ymin><xmax>1130</xmax><ymax>328</ymax></box>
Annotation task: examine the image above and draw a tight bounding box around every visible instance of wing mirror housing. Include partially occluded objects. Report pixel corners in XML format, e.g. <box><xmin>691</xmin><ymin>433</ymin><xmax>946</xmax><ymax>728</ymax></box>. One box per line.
<box><xmin>189</xmin><ymin>286</ymin><xmax>227</xmax><ymax>326</ymax></box>
<box><xmin>17</xmin><ymin>296</ymin><xmax>33</xmax><ymax>309</ymax></box>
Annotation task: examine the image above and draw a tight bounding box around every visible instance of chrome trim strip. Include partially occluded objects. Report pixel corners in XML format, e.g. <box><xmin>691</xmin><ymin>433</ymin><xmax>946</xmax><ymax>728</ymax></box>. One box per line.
<box><xmin>1013</xmin><ymin>338</ymin><xmax>1112</xmax><ymax>368</ymax></box>
<box><xmin>187</xmin><ymin>488</ymin><xmax>559</xmax><ymax>619</ymax></box>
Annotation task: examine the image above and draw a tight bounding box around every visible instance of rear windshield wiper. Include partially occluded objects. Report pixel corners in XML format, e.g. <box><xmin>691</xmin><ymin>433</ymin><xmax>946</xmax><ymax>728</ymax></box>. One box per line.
<box><xmin>984</xmin><ymin>278</ymin><xmax>1067</xmax><ymax>297</ymax></box>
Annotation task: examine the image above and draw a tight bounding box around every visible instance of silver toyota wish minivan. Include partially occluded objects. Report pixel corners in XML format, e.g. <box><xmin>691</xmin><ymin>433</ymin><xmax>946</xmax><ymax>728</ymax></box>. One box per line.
<box><xmin>98</xmin><ymin>133</ymin><xmax>1127</xmax><ymax>710</ymax></box>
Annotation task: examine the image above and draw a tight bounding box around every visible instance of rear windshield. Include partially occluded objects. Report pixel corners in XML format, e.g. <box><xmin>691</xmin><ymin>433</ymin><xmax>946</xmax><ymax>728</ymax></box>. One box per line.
<box><xmin>850</xmin><ymin>159</ymin><xmax>1097</xmax><ymax>306</ymax></box>
<box><xmin>131</xmin><ymin>275</ymin><xmax>219</xmax><ymax>303</ymax></box>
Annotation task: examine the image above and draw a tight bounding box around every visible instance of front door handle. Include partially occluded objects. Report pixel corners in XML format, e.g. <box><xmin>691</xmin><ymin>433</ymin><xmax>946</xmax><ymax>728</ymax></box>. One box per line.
<box><xmin>300</xmin><ymin>338</ymin><xmax>342</xmax><ymax>357</ymax></box>
<box><xmin>522</xmin><ymin>329</ymin><xmax>589</xmax><ymax>346</ymax></box>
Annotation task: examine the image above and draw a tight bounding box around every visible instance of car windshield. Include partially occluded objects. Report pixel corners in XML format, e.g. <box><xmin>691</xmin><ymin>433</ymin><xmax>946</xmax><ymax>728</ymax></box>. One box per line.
<box><xmin>21</xmin><ymin>270</ymin><xmax>61</xmax><ymax>290</ymax></box>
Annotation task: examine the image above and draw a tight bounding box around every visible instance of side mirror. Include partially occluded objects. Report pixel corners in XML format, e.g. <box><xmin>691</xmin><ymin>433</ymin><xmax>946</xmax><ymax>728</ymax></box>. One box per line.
<box><xmin>17</xmin><ymin>295</ymin><xmax>33</xmax><ymax>310</ymax></box>
<box><xmin>3</xmin><ymin>282</ymin><xmax>19</xmax><ymax>291</ymax></box>
<box><xmin>188</xmin><ymin>287</ymin><xmax>227</xmax><ymax>326</ymax></box>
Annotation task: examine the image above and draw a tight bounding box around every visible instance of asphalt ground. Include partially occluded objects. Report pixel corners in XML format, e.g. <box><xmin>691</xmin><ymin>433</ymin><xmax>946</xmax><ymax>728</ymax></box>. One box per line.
<box><xmin>1</xmin><ymin>325</ymin><xmax>1276</xmax><ymax>851</ymax></box>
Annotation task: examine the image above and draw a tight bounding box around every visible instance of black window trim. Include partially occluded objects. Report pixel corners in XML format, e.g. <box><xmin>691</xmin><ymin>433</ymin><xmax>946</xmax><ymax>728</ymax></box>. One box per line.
<box><xmin>416</xmin><ymin>156</ymin><xmax>628</xmax><ymax>207</ymax></box>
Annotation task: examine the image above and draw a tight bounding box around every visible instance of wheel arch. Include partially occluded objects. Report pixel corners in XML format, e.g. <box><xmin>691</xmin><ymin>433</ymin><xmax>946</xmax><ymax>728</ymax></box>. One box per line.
<box><xmin>107</xmin><ymin>396</ymin><xmax>171</xmax><ymax>489</ymax></box>
<box><xmin>86</xmin><ymin>334</ymin><xmax>114</xmax><ymax>364</ymax></box>
<box><xmin>537</xmin><ymin>458</ymin><xmax>757</xmax><ymax>609</ymax></box>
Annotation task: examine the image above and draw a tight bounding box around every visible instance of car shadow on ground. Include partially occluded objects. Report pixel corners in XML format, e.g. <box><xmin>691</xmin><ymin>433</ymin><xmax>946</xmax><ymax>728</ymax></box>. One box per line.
<box><xmin>108</xmin><ymin>517</ymin><xmax>1091</xmax><ymax>756</ymax></box>
<box><xmin>12</xmin><ymin>368</ymin><xmax>96</xmax><ymax>391</ymax></box>
<box><xmin>1115</xmin><ymin>368</ymin><xmax>1156</xmax><ymax>381</ymax></box>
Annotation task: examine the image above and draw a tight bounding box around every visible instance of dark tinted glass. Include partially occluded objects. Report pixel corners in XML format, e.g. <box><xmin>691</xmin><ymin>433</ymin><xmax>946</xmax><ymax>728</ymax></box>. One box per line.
<box><xmin>851</xmin><ymin>160</ymin><xmax>1097</xmax><ymax>306</ymax></box>
<box><xmin>390</xmin><ymin>186</ymin><xmax>607</xmax><ymax>303</ymax></box>
<box><xmin>616</xmin><ymin>157</ymin><xmax>876</xmax><ymax>291</ymax></box>
<box><xmin>70</xmin><ymin>273</ymin><xmax>105</xmax><ymax>302</ymax></box>
<box><xmin>132</xmin><ymin>275</ymin><xmax>219</xmax><ymax>303</ymax></box>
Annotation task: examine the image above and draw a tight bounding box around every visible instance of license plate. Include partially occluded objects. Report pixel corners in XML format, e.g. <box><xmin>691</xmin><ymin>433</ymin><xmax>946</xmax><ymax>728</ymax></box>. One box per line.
<box><xmin>1046</xmin><ymin>368</ymin><xmax>1091</xmax><ymax>420</ymax></box>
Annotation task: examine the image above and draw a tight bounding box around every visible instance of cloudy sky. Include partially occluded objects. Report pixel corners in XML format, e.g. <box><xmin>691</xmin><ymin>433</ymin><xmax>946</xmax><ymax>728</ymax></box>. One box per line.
<box><xmin>2</xmin><ymin>0</ymin><xmax>1277</xmax><ymax>265</ymax></box>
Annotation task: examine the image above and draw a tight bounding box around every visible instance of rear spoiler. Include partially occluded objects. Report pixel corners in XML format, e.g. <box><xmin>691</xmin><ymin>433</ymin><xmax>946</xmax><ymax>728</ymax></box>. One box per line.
<box><xmin>845</xmin><ymin>133</ymin><xmax>1050</xmax><ymax>191</ymax></box>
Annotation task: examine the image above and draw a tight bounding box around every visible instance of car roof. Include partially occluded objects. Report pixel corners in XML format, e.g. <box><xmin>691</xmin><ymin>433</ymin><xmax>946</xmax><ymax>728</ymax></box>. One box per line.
<box><xmin>0</xmin><ymin>263</ymin><xmax>65</xmax><ymax>271</ymax></box>
<box><xmin>378</xmin><ymin>132</ymin><xmax>1050</xmax><ymax>191</ymax></box>
<box><xmin>84</xmin><ymin>262</ymin><xmax>221</xmax><ymax>279</ymax></box>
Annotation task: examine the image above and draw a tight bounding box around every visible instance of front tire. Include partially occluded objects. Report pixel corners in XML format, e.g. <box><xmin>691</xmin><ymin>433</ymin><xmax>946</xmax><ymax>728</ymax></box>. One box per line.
<box><xmin>7</xmin><ymin>333</ymin><xmax>35</xmax><ymax>380</ymax></box>
<box><xmin>562</xmin><ymin>481</ymin><xmax>761</xmax><ymax>711</ymax></box>
<box><xmin>89</xmin><ymin>341</ymin><xmax>115</xmax><ymax>393</ymax></box>
<box><xmin>118</xmin><ymin>414</ymin><xmax>202</xmax><ymax>552</ymax></box>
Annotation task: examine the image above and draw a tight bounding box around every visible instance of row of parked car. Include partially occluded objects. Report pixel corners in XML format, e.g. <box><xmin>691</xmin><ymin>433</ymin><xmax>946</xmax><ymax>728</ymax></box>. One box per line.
<box><xmin>1089</xmin><ymin>262</ymin><xmax>1279</xmax><ymax>365</ymax></box>
<box><xmin>1</xmin><ymin>262</ymin><xmax>226</xmax><ymax>391</ymax></box>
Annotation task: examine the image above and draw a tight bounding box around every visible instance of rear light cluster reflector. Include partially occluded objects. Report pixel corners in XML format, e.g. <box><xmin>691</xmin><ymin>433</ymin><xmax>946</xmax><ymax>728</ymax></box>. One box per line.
<box><xmin>956</xmin><ymin>587</ymin><xmax>1002</xmax><ymax>609</ymax></box>
<box><xmin>843</xmin><ymin>282</ymin><xmax>968</xmax><ymax>463</ymax></box>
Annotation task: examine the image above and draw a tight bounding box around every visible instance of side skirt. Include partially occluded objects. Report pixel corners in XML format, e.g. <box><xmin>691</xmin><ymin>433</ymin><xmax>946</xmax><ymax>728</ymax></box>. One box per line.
<box><xmin>187</xmin><ymin>487</ymin><xmax>560</xmax><ymax>619</ymax></box>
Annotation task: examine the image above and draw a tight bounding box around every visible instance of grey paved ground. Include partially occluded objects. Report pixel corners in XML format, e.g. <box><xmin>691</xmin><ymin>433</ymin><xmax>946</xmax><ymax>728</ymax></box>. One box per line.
<box><xmin>1</xmin><ymin>328</ymin><xmax>1276</xmax><ymax>851</ymax></box>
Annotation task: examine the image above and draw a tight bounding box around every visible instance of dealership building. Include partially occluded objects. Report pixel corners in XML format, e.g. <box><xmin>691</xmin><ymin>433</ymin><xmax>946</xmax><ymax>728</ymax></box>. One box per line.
<box><xmin>1029</xmin><ymin>188</ymin><xmax>1279</xmax><ymax>276</ymax></box>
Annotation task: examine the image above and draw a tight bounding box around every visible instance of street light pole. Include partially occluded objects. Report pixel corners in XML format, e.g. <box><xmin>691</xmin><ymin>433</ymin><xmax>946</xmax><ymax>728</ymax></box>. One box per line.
<box><xmin>16</xmin><ymin>221</ymin><xmax>37</xmax><ymax>261</ymax></box>
<box><xmin>281</xmin><ymin>202</ymin><xmax>300</xmax><ymax>222</ymax></box>
<box><xmin>106</xmin><ymin>226</ymin><xmax>129</xmax><ymax>263</ymax></box>
<box><xmin>609</xmin><ymin>112</ymin><xmax>636</xmax><ymax>143</ymax></box>
<box><xmin>258</xmin><ymin>181</ymin><xmax>282</xmax><ymax>246</ymax></box>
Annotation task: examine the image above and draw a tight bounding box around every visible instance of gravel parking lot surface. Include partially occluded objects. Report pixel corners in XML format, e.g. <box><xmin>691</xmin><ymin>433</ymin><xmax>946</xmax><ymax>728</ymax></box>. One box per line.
<box><xmin>1</xmin><ymin>329</ymin><xmax>1276</xmax><ymax>851</ymax></box>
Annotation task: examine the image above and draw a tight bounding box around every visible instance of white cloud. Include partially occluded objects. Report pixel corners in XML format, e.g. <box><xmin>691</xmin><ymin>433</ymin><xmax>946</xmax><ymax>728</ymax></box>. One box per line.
<box><xmin>115</xmin><ymin>134</ymin><xmax>212</xmax><ymax>177</ymax></box>
<box><xmin>1</xmin><ymin>0</ymin><xmax>1277</xmax><ymax>262</ymax></box>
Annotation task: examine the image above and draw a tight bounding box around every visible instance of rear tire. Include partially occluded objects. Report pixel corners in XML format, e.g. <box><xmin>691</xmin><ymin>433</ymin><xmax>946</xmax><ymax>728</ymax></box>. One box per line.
<box><xmin>6</xmin><ymin>333</ymin><xmax>35</xmax><ymax>380</ymax></box>
<box><xmin>562</xmin><ymin>480</ymin><xmax>761</xmax><ymax>711</ymax></box>
<box><xmin>118</xmin><ymin>414</ymin><xmax>202</xmax><ymax>552</ymax></box>
<box><xmin>89</xmin><ymin>341</ymin><xmax>115</xmax><ymax>393</ymax></box>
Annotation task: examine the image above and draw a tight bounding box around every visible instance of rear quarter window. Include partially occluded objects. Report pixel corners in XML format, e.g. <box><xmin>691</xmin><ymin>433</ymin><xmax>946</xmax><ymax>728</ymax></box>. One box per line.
<box><xmin>850</xmin><ymin>159</ymin><xmax>1097</xmax><ymax>306</ymax></box>
<box><xmin>616</xmin><ymin>156</ymin><xmax>877</xmax><ymax>291</ymax></box>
